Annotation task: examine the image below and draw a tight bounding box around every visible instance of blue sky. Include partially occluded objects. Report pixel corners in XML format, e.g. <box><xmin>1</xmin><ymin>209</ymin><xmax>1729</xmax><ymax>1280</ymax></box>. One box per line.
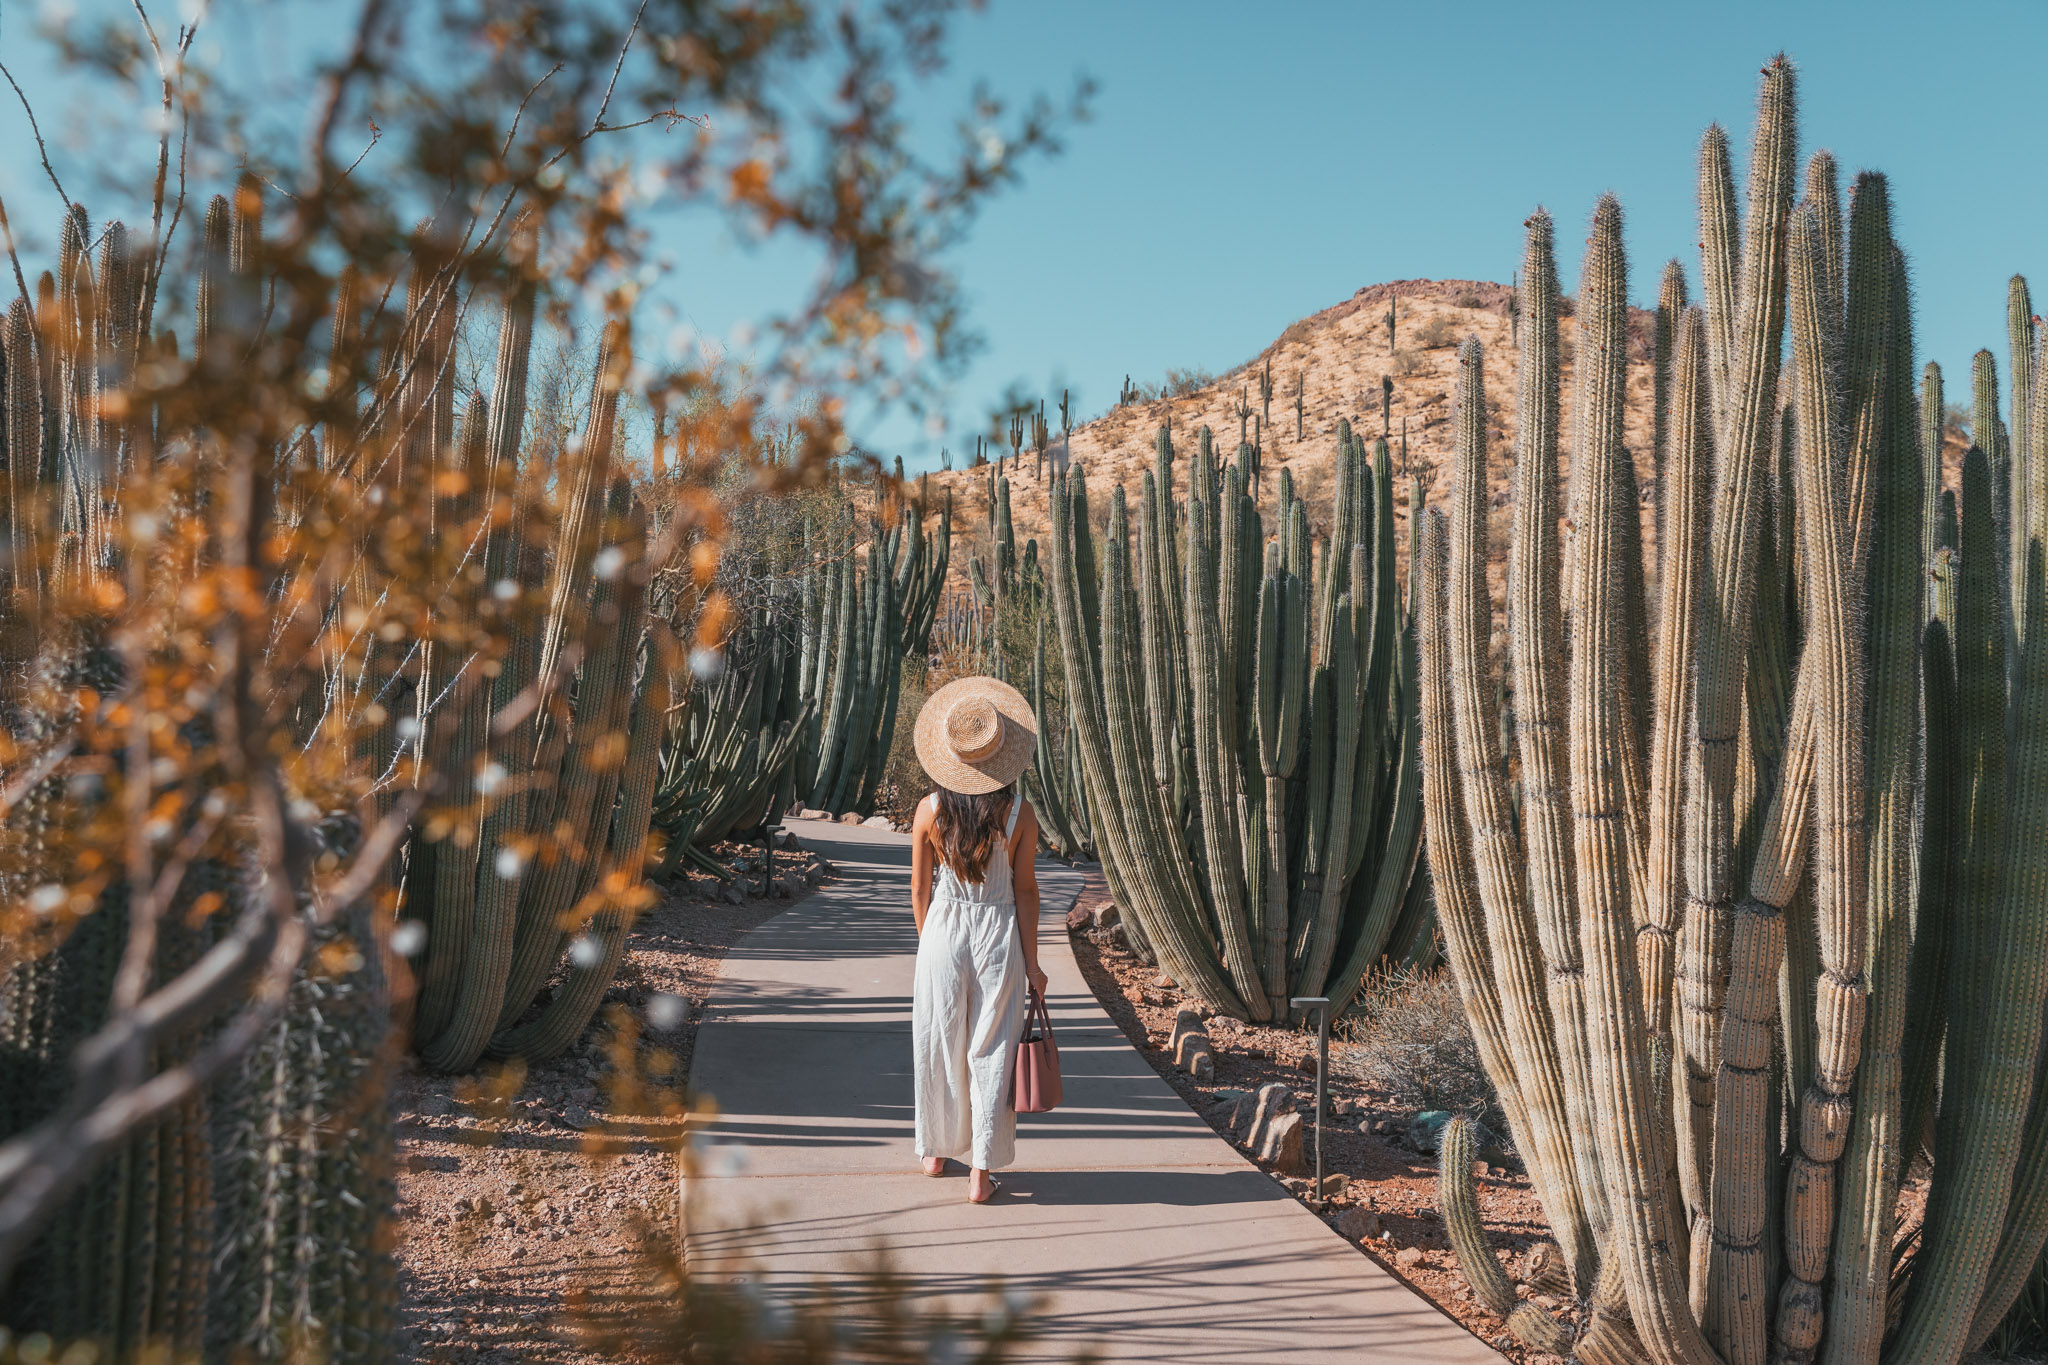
<box><xmin>5</xmin><ymin>1</ymin><xmax>2045</xmax><ymax>471</ymax></box>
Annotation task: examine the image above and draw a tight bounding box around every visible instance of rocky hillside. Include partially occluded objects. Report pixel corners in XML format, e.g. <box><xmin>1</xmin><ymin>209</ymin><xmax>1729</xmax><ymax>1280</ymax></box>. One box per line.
<box><xmin>926</xmin><ymin>277</ymin><xmax>1669</xmax><ymax>606</ymax></box>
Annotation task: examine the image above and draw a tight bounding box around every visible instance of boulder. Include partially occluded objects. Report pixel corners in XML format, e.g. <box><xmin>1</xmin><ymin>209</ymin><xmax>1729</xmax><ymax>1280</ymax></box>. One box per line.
<box><xmin>1257</xmin><ymin>1110</ymin><xmax>1307</xmax><ymax>1175</ymax></box>
<box><xmin>1065</xmin><ymin>904</ymin><xmax>1093</xmax><ymax>931</ymax></box>
<box><xmin>1224</xmin><ymin>1092</ymin><xmax>1260</xmax><ymax>1139</ymax></box>
<box><xmin>838</xmin><ymin>812</ymin><xmax>864</xmax><ymax>825</ymax></box>
<box><xmin>1092</xmin><ymin>902</ymin><xmax>1120</xmax><ymax>928</ymax></box>
<box><xmin>1335</xmin><ymin>1206</ymin><xmax>1384</xmax><ymax>1243</ymax></box>
<box><xmin>1170</xmin><ymin>1010</ymin><xmax>1216</xmax><ymax>1081</ymax></box>
<box><xmin>1244</xmin><ymin>1082</ymin><xmax>1297</xmax><ymax>1154</ymax></box>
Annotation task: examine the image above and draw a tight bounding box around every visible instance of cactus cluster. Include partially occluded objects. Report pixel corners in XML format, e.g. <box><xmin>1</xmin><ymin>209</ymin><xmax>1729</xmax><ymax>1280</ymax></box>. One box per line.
<box><xmin>0</xmin><ymin>174</ymin><xmax>691</xmax><ymax>1347</ymax></box>
<box><xmin>1418</xmin><ymin>57</ymin><xmax>2048</xmax><ymax>1365</ymax></box>
<box><xmin>796</xmin><ymin>484</ymin><xmax>949</xmax><ymax>817</ymax></box>
<box><xmin>1044</xmin><ymin>418</ymin><xmax>1424</xmax><ymax>1021</ymax></box>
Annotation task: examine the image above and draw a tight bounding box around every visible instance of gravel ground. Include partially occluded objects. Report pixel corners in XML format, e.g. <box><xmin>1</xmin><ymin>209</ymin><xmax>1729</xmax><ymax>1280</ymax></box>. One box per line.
<box><xmin>389</xmin><ymin>839</ymin><xmax>826</xmax><ymax>1363</ymax></box>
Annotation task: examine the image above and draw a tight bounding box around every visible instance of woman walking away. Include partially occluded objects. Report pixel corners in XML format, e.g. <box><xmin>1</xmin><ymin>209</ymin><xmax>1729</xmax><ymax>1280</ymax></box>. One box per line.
<box><xmin>910</xmin><ymin>675</ymin><xmax>1048</xmax><ymax>1204</ymax></box>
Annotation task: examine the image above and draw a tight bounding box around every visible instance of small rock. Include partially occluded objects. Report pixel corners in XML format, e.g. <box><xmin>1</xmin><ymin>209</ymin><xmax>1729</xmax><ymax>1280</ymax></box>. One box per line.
<box><xmin>559</xmin><ymin>1106</ymin><xmax>600</xmax><ymax>1131</ymax></box>
<box><xmin>800</xmin><ymin>808</ymin><xmax>830</xmax><ymax>821</ymax></box>
<box><xmin>1524</xmin><ymin>1241</ymin><xmax>1572</xmax><ymax>1295</ymax></box>
<box><xmin>1092</xmin><ymin>902</ymin><xmax>1120</xmax><ymax>928</ymax></box>
<box><xmin>1187</xmin><ymin>1047</ymin><xmax>1215</xmax><ymax>1082</ymax></box>
<box><xmin>1473</xmin><ymin>1159</ymin><xmax>1490</xmax><ymax>1180</ymax></box>
<box><xmin>1318</xmin><ymin>1172</ymin><xmax>1347</xmax><ymax>1199</ymax></box>
<box><xmin>1533</xmin><ymin>1294</ymin><xmax>1561</xmax><ymax>1311</ymax></box>
<box><xmin>1297</xmin><ymin>1054</ymin><xmax>1319</xmax><ymax>1074</ymax></box>
<box><xmin>1065</xmin><ymin>905</ymin><xmax>1093</xmax><ymax>931</ymax></box>
<box><xmin>1407</xmin><ymin>1109</ymin><xmax>1453</xmax><ymax>1153</ymax></box>
<box><xmin>1396</xmin><ymin>1246</ymin><xmax>1425</xmax><ymax>1270</ymax></box>
<box><xmin>838</xmin><ymin>812</ymin><xmax>864</xmax><ymax>825</ymax></box>
<box><xmin>1151</xmin><ymin>974</ymin><xmax>1175</xmax><ymax>989</ymax></box>
<box><xmin>861</xmin><ymin>814</ymin><xmax>894</xmax><ymax>830</ymax></box>
<box><xmin>421</xmin><ymin>1094</ymin><xmax>453</xmax><ymax>1117</ymax></box>
<box><xmin>1211</xmin><ymin>1087</ymin><xmax>1251</xmax><ymax>1103</ymax></box>
<box><xmin>1336</xmin><ymin>1206</ymin><xmax>1384</xmax><ymax>1243</ymax></box>
<box><xmin>722</xmin><ymin>887</ymin><xmax>746</xmax><ymax>906</ymax></box>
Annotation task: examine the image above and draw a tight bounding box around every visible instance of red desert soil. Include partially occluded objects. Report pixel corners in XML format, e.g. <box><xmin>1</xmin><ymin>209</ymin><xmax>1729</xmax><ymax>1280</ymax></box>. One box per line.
<box><xmin>1066</xmin><ymin>868</ymin><xmax>1571</xmax><ymax>1364</ymax></box>
<box><xmin>389</xmin><ymin>839</ymin><xmax>826</xmax><ymax>1364</ymax></box>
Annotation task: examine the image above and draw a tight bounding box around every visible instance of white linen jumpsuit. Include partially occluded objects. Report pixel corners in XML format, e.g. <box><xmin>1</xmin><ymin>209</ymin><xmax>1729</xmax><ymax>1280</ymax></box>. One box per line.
<box><xmin>912</xmin><ymin>795</ymin><xmax>1028</xmax><ymax>1171</ymax></box>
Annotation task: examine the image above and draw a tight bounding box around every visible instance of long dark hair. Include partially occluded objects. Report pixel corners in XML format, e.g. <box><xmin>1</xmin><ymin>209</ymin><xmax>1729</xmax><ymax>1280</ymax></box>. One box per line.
<box><xmin>932</xmin><ymin>783</ymin><xmax>1015</xmax><ymax>884</ymax></box>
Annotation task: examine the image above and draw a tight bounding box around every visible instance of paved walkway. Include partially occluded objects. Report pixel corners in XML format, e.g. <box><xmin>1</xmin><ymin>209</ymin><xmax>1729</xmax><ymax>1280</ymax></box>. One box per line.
<box><xmin>683</xmin><ymin>818</ymin><xmax>1500</xmax><ymax>1363</ymax></box>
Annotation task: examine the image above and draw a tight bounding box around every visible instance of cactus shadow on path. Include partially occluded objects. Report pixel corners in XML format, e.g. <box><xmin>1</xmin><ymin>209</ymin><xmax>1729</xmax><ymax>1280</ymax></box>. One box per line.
<box><xmin>683</xmin><ymin>818</ymin><xmax>1503</xmax><ymax>1363</ymax></box>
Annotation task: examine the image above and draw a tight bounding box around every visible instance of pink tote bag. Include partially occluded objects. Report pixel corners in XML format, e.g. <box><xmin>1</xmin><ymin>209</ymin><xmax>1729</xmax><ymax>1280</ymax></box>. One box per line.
<box><xmin>1011</xmin><ymin>987</ymin><xmax>1062</xmax><ymax>1113</ymax></box>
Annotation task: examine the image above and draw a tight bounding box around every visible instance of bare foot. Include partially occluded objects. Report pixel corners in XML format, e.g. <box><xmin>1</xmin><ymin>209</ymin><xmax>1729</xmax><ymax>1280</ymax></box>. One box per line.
<box><xmin>921</xmin><ymin>1156</ymin><xmax>946</xmax><ymax>1176</ymax></box>
<box><xmin>968</xmin><ymin>1168</ymin><xmax>1000</xmax><ymax>1203</ymax></box>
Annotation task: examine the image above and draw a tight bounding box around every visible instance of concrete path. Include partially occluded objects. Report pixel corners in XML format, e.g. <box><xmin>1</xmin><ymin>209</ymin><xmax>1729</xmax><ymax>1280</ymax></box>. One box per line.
<box><xmin>683</xmin><ymin>817</ymin><xmax>1500</xmax><ymax>1363</ymax></box>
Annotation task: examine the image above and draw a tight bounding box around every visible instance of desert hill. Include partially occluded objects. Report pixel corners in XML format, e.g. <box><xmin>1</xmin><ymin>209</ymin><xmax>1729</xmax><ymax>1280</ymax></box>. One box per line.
<box><xmin>924</xmin><ymin>277</ymin><xmax>1669</xmax><ymax>611</ymax></box>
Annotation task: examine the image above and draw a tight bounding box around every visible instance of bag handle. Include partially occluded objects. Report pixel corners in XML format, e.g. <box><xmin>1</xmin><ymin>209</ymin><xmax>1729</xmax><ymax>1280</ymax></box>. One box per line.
<box><xmin>1021</xmin><ymin>984</ymin><xmax>1054</xmax><ymax>1041</ymax></box>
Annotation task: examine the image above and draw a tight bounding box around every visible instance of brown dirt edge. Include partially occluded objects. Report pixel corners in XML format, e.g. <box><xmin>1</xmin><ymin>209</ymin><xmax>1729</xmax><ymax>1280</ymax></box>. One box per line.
<box><xmin>1062</xmin><ymin>867</ymin><xmax>1567</xmax><ymax>1364</ymax></box>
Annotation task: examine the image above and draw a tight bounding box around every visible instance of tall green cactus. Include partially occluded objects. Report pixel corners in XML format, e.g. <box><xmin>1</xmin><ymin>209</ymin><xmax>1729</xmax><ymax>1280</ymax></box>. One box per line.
<box><xmin>1418</xmin><ymin>56</ymin><xmax>2048</xmax><ymax>1365</ymax></box>
<box><xmin>800</xmin><ymin>487</ymin><xmax>949</xmax><ymax>815</ymax></box>
<box><xmin>1043</xmin><ymin>416</ymin><xmax>1422</xmax><ymax>1021</ymax></box>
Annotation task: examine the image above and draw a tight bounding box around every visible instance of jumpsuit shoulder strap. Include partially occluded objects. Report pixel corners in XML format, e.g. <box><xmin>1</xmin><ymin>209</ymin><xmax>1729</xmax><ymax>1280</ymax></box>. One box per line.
<box><xmin>1005</xmin><ymin>793</ymin><xmax>1022</xmax><ymax>838</ymax></box>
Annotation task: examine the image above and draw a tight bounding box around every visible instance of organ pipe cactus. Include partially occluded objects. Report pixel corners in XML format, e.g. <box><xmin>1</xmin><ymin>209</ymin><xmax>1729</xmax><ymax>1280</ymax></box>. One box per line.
<box><xmin>1044</xmin><ymin>413</ymin><xmax>1422</xmax><ymax>1021</ymax></box>
<box><xmin>1439</xmin><ymin>1115</ymin><xmax>1574</xmax><ymax>1353</ymax></box>
<box><xmin>800</xmin><ymin>489</ymin><xmax>949</xmax><ymax>815</ymax></box>
<box><xmin>1418</xmin><ymin>57</ymin><xmax>2048</xmax><ymax>1365</ymax></box>
<box><xmin>654</xmin><ymin>599</ymin><xmax>815</xmax><ymax>878</ymax></box>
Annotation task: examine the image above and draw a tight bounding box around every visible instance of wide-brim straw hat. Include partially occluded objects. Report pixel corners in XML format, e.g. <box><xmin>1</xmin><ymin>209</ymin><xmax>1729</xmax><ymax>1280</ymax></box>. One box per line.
<box><xmin>914</xmin><ymin>675</ymin><xmax>1038</xmax><ymax>795</ymax></box>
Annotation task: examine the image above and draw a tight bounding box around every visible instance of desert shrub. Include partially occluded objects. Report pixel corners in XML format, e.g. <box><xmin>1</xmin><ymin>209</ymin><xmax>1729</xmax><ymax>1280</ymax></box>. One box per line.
<box><xmin>1413</xmin><ymin>313</ymin><xmax>1460</xmax><ymax>349</ymax></box>
<box><xmin>1450</xmin><ymin>288</ymin><xmax>1483</xmax><ymax>309</ymax></box>
<box><xmin>1133</xmin><ymin>366</ymin><xmax>1217</xmax><ymax>402</ymax></box>
<box><xmin>1391</xmin><ymin>347</ymin><xmax>1430</xmax><ymax>377</ymax></box>
<box><xmin>1336</xmin><ymin>966</ymin><xmax>1503</xmax><ymax>1136</ymax></box>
